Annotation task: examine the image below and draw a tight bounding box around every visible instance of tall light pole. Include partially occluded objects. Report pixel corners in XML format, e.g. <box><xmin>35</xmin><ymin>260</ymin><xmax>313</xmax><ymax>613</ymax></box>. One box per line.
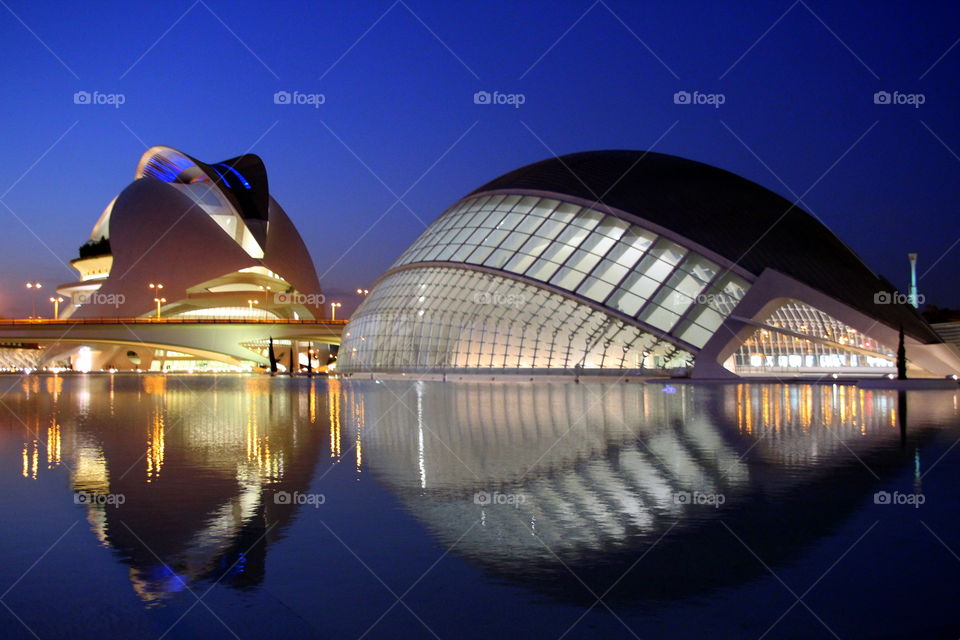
<box><xmin>908</xmin><ymin>253</ymin><xmax>919</xmax><ymax>308</ymax></box>
<box><xmin>25</xmin><ymin>282</ymin><xmax>41</xmax><ymax>318</ymax></box>
<box><xmin>330</xmin><ymin>302</ymin><xmax>342</xmax><ymax>321</ymax></box>
<box><xmin>356</xmin><ymin>288</ymin><xmax>369</xmax><ymax>296</ymax></box>
<box><xmin>247</xmin><ymin>299</ymin><xmax>259</xmax><ymax>314</ymax></box>
<box><xmin>49</xmin><ymin>296</ymin><xmax>63</xmax><ymax>320</ymax></box>
<box><xmin>154</xmin><ymin>297</ymin><xmax>166</xmax><ymax>319</ymax></box>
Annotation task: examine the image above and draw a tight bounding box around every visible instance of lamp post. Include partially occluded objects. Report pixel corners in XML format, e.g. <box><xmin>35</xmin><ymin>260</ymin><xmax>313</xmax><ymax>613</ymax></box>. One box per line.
<box><xmin>355</xmin><ymin>288</ymin><xmax>369</xmax><ymax>296</ymax></box>
<box><xmin>330</xmin><ymin>302</ymin><xmax>342</xmax><ymax>321</ymax></box>
<box><xmin>154</xmin><ymin>297</ymin><xmax>166</xmax><ymax>319</ymax></box>
<box><xmin>247</xmin><ymin>299</ymin><xmax>259</xmax><ymax>314</ymax></box>
<box><xmin>49</xmin><ymin>296</ymin><xmax>63</xmax><ymax>320</ymax></box>
<box><xmin>25</xmin><ymin>282</ymin><xmax>42</xmax><ymax>318</ymax></box>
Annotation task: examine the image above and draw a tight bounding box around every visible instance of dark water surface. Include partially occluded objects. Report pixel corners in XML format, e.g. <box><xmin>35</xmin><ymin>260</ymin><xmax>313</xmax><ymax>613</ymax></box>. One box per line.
<box><xmin>1</xmin><ymin>374</ymin><xmax>958</xmax><ymax>639</ymax></box>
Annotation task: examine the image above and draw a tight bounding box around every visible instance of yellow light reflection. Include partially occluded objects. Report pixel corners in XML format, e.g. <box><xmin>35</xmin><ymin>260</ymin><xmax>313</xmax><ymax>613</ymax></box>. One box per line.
<box><xmin>146</xmin><ymin>410</ymin><xmax>165</xmax><ymax>482</ymax></box>
<box><xmin>47</xmin><ymin>419</ymin><xmax>61</xmax><ymax>468</ymax></box>
<box><xmin>328</xmin><ymin>377</ymin><xmax>341</xmax><ymax>459</ymax></box>
<box><xmin>22</xmin><ymin>439</ymin><xmax>39</xmax><ymax>479</ymax></box>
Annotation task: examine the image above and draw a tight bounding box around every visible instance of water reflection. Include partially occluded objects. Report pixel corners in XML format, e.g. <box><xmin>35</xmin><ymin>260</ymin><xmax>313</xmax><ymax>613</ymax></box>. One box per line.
<box><xmin>2</xmin><ymin>374</ymin><xmax>328</xmax><ymax>606</ymax></box>
<box><xmin>2</xmin><ymin>374</ymin><xmax>957</xmax><ymax>611</ymax></box>
<box><xmin>338</xmin><ymin>380</ymin><xmax>959</xmax><ymax>601</ymax></box>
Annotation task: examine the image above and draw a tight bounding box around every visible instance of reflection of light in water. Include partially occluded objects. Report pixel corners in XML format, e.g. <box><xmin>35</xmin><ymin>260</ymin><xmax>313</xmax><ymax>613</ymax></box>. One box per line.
<box><xmin>45</xmin><ymin>375</ymin><xmax>62</xmax><ymax>397</ymax></box>
<box><xmin>21</xmin><ymin>376</ymin><xmax>39</xmax><ymax>396</ymax></box>
<box><xmin>417</xmin><ymin>382</ymin><xmax>426</xmax><ymax>489</ymax></box>
<box><xmin>355</xmin><ymin>391</ymin><xmax>364</xmax><ymax>475</ymax></box>
<box><xmin>735</xmin><ymin>384</ymin><xmax>900</xmax><ymax>458</ymax></box>
<box><xmin>47</xmin><ymin>418</ymin><xmax>61</xmax><ymax>468</ymax></box>
<box><xmin>72</xmin><ymin>437</ymin><xmax>111</xmax><ymax>545</ymax></box>
<box><xmin>328</xmin><ymin>377</ymin><xmax>341</xmax><ymax>459</ymax></box>
<box><xmin>143</xmin><ymin>375</ymin><xmax>167</xmax><ymax>395</ymax></box>
<box><xmin>353</xmin><ymin>381</ymin><xmax>956</xmax><ymax>570</ymax></box>
<box><xmin>21</xmin><ymin>439</ymin><xmax>38</xmax><ymax>479</ymax></box>
<box><xmin>146</xmin><ymin>409</ymin><xmax>164</xmax><ymax>482</ymax></box>
<box><xmin>76</xmin><ymin>346</ymin><xmax>93</xmax><ymax>373</ymax></box>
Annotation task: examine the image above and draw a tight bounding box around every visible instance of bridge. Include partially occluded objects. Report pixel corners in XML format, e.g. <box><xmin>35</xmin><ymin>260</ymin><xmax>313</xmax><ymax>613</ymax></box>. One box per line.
<box><xmin>0</xmin><ymin>317</ymin><xmax>346</xmax><ymax>369</ymax></box>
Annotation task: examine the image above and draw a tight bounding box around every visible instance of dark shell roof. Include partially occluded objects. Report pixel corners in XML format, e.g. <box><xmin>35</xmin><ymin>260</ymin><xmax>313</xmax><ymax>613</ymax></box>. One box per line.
<box><xmin>471</xmin><ymin>150</ymin><xmax>939</xmax><ymax>343</ymax></box>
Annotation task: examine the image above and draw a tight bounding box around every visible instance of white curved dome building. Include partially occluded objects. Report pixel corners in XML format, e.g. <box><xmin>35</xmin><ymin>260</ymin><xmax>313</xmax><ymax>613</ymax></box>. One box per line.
<box><xmin>44</xmin><ymin>146</ymin><xmax>327</xmax><ymax>371</ymax></box>
<box><xmin>339</xmin><ymin>150</ymin><xmax>960</xmax><ymax>379</ymax></box>
<box><xmin>59</xmin><ymin>146</ymin><xmax>322</xmax><ymax>321</ymax></box>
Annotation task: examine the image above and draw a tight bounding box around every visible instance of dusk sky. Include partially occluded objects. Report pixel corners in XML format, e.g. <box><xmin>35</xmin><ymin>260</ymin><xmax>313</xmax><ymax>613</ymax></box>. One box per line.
<box><xmin>1</xmin><ymin>1</ymin><xmax>958</xmax><ymax>316</ymax></box>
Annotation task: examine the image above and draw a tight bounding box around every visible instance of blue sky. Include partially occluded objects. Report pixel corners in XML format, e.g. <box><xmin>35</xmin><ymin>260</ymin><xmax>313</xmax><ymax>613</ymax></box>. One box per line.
<box><xmin>0</xmin><ymin>0</ymin><xmax>958</xmax><ymax>316</ymax></box>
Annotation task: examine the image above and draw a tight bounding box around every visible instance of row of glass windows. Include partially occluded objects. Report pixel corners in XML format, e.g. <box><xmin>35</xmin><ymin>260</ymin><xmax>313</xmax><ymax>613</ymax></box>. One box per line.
<box><xmin>338</xmin><ymin>267</ymin><xmax>694</xmax><ymax>372</ymax></box>
<box><xmin>732</xmin><ymin>301</ymin><xmax>896</xmax><ymax>374</ymax></box>
<box><xmin>392</xmin><ymin>193</ymin><xmax>749</xmax><ymax>348</ymax></box>
<box><xmin>760</xmin><ymin>301</ymin><xmax>896</xmax><ymax>357</ymax></box>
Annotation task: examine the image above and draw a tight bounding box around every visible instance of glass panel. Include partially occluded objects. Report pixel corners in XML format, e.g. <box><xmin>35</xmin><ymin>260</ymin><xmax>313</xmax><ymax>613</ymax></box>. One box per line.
<box><xmin>677</xmin><ymin>322</ymin><xmax>714</xmax><ymax>348</ymax></box>
<box><xmin>466</xmin><ymin>245</ymin><xmax>495</xmax><ymax>264</ymax></box>
<box><xmin>525</xmin><ymin>256</ymin><xmax>564</xmax><ymax>282</ymax></box>
<box><xmin>648</xmin><ymin>238</ymin><xmax>687</xmax><ymax>266</ymax></box>
<box><xmin>563</xmin><ymin>248</ymin><xmax>603</xmax><ymax>275</ymax></box>
<box><xmin>590</xmin><ymin>259</ymin><xmax>629</xmax><ymax>286</ymax></box>
<box><xmin>504</xmin><ymin>252</ymin><xmax>537</xmax><ymax>275</ymax></box>
<box><xmin>570</xmin><ymin>207</ymin><xmax>603</xmax><ymax>231</ymax></box>
<box><xmin>515</xmin><ymin>213</ymin><xmax>547</xmax><ymax>234</ymax></box>
<box><xmin>579</xmin><ymin>228</ymin><xmax>619</xmax><ymax>257</ymax></box>
<box><xmin>639</xmin><ymin>304</ymin><xmax>680</xmax><ymax>332</ymax></box>
<box><xmin>550</xmin><ymin>201</ymin><xmax>580</xmax><ymax>222</ymax></box>
<box><xmin>550</xmin><ymin>266</ymin><xmax>588</xmax><ymax>291</ymax></box>
<box><xmin>553</xmin><ymin>224</ymin><xmax>591</xmax><ymax>249</ymax></box>
<box><xmin>524</xmin><ymin>197</ymin><xmax>556</xmax><ymax>216</ymax></box>
<box><xmin>577</xmin><ymin>276</ymin><xmax>616</xmax><ymax>302</ymax></box>
<box><xmin>483</xmin><ymin>248</ymin><xmax>514</xmax><ymax>269</ymax></box>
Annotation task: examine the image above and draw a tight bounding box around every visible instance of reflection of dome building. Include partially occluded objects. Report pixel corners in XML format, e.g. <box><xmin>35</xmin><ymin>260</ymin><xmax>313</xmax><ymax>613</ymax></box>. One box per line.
<box><xmin>49</xmin><ymin>146</ymin><xmax>324</xmax><ymax>371</ymax></box>
<box><xmin>347</xmin><ymin>379</ymin><xmax>953</xmax><ymax>602</ymax></box>
<box><xmin>17</xmin><ymin>375</ymin><xmax>328</xmax><ymax>604</ymax></box>
<box><xmin>339</xmin><ymin>151</ymin><xmax>960</xmax><ymax>378</ymax></box>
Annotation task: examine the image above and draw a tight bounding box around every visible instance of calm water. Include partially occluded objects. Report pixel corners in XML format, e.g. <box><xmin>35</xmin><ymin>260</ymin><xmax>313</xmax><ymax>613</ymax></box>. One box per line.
<box><xmin>1</xmin><ymin>374</ymin><xmax>959</xmax><ymax>639</ymax></box>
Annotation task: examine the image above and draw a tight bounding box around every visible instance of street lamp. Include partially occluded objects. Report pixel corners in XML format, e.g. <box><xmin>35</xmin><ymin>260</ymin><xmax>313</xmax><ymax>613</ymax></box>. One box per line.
<box><xmin>356</xmin><ymin>288</ymin><xmax>369</xmax><ymax>296</ymax></box>
<box><xmin>49</xmin><ymin>296</ymin><xmax>63</xmax><ymax>320</ymax></box>
<box><xmin>25</xmin><ymin>282</ymin><xmax>42</xmax><ymax>318</ymax></box>
<box><xmin>330</xmin><ymin>302</ymin><xmax>342</xmax><ymax>321</ymax></box>
<box><xmin>154</xmin><ymin>297</ymin><xmax>166</xmax><ymax>319</ymax></box>
<box><xmin>247</xmin><ymin>299</ymin><xmax>259</xmax><ymax>314</ymax></box>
